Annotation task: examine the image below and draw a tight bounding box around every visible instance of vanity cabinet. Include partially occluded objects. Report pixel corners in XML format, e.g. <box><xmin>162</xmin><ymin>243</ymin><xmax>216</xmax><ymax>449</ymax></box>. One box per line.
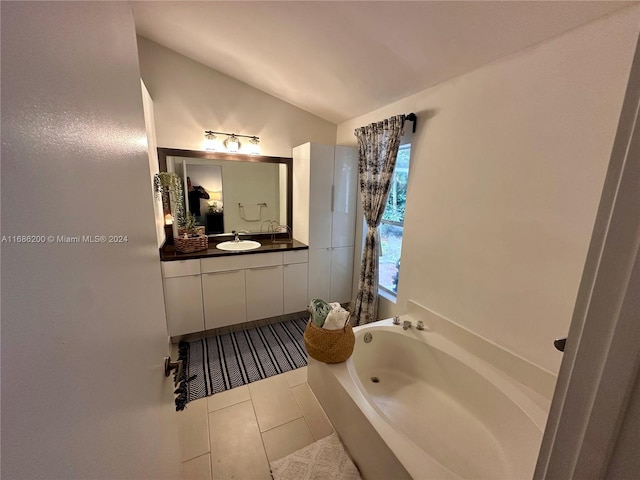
<box><xmin>246</xmin><ymin>266</ymin><xmax>284</xmax><ymax>321</ymax></box>
<box><xmin>202</xmin><ymin>270</ymin><xmax>246</xmax><ymax>329</ymax></box>
<box><xmin>161</xmin><ymin>260</ymin><xmax>204</xmax><ymax>336</ymax></box>
<box><xmin>293</xmin><ymin>143</ymin><xmax>358</xmax><ymax>304</ymax></box>
<box><xmin>161</xmin><ymin>249</ymin><xmax>309</xmax><ymax>337</ymax></box>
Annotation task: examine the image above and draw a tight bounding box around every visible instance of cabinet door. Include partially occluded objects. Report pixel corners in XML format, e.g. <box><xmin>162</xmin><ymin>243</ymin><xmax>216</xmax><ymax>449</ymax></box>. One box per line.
<box><xmin>164</xmin><ymin>275</ymin><xmax>204</xmax><ymax>336</ymax></box>
<box><xmin>246</xmin><ymin>266</ymin><xmax>284</xmax><ymax>321</ymax></box>
<box><xmin>308</xmin><ymin>144</ymin><xmax>335</xmax><ymax>248</ymax></box>
<box><xmin>330</xmin><ymin>246</ymin><xmax>355</xmax><ymax>304</ymax></box>
<box><xmin>332</xmin><ymin>146</ymin><xmax>358</xmax><ymax>248</ymax></box>
<box><xmin>202</xmin><ymin>270</ymin><xmax>246</xmax><ymax>329</ymax></box>
<box><xmin>284</xmin><ymin>262</ymin><xmax>309</xmax><ymax>314</ymax></box>
<box><xmin>308</xmin><ymin>247</ymin><xmax>331</xmax><ymax>303</ymax></box>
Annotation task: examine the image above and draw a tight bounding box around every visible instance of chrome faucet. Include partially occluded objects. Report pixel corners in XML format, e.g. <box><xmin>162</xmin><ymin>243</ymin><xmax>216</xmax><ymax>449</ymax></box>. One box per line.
<box><xmin>232</xmin><ymin>231</ymin><xmax>240</xmax><ymax>242</ymax></box>
<box><xmin>403</xmin><ymin>320</ymin><xmax>412</xmax><ymax>330</ymax></box>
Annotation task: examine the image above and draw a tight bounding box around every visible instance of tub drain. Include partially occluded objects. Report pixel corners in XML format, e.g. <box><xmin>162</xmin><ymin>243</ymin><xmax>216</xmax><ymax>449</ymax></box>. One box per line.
<box><xmin>371</xmin><ymin>376</ymin><xmax>380</xmax><ymax>383</ymax></box>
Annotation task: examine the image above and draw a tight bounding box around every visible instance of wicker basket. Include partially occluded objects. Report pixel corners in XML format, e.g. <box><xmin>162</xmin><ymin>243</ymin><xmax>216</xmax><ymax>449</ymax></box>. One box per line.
<box><xmin>178</xmin><ymin>226</ymin><xmax>205</xmax><ymax>236</ymax></box>
<box><xmin>174</xmin><ymin>233</ymin><xmax>208</xmax><ymax>253</ymax></box>
<box><xmin>304</xmin><ymin>317</ymin><xmax>355</xmax><ymax>364</ymax></box>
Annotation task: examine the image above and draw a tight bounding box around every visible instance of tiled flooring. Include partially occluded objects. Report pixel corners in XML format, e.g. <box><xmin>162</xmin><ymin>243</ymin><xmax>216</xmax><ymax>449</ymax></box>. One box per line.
<box><xmin>176</xmin><ymin>366</ymin><xmax>334</xmax><ymax>480</ymax></box>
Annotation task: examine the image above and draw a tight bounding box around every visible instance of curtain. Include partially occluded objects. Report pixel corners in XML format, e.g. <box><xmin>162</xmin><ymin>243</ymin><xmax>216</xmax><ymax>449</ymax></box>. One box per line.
<box><xmin>352</xmin><ymin>115</ymin><xmax>405</xmax><ymax>325</ymax></box>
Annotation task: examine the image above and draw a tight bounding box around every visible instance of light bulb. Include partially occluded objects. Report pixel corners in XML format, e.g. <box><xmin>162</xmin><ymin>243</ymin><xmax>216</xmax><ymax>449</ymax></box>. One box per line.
<box><xmin>203</xmin><ymin>132</ymin><xmax>216</xmax><ymax>151</ymax></box>
<box><xmin>248</xmin><ymin>136</ymin><xmax>260</xmax><ymax>155</ymax></box>
<box><xmin>224</xmin><ymin>134</ymin><xmax>240</xmax><ymax>153</ymax></box>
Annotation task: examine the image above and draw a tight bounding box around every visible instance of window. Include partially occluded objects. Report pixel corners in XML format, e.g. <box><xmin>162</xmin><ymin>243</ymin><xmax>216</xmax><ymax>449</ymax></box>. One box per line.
<box><xmin>379</xmin><ymin>144</ymin><xmax>411</xmax><ymax>297</ymax></box>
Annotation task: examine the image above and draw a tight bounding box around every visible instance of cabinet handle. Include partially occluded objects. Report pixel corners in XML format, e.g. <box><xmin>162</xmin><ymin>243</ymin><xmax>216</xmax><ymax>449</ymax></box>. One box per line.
<box><xmin>331</xmin><ymin>185</ymin><xmax>335</xmax><ymax>212</ymax></box>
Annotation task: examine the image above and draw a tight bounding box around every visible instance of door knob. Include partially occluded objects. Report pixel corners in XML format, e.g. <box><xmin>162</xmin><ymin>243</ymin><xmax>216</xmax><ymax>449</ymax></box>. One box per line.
<box><xmin>554</xmin><ymin>337</ymin><xmax>567</xmax><ymax>352</ymax></box>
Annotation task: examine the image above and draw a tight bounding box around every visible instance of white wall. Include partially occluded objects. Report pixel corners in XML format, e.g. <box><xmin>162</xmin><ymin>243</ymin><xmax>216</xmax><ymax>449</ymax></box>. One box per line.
<box><xmin>137</xmin><ymin>37</ymin><xmax>337</xmax><ymax>157</ymax></box>
<box><xmin>141</xmin><ymin>80</ymin><xmax>167</xmax><ymax>248</ymax></box>
<box><xmin>338</xmin><ymin>6</ymin><xmax>640</xmax><ymax>373</ymax></box>
<box><xmin>1</xmin><ymin>3</ymin><xmax>181</xmax><ymax>478</ymax></box>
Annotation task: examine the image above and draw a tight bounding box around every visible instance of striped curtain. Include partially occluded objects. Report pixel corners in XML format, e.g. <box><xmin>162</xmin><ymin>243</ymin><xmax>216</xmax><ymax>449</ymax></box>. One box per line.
<box><xmin>352</xmin><ymin>115</ymin><xmax>405</xmax><ymax>325</ymax></box>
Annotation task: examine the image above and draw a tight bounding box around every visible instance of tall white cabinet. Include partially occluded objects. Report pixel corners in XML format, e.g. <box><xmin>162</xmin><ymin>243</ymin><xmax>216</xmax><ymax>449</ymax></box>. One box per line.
<box><xmin>293</xmin><ymin>143</ymin><xmax>358</xmax><ymax>305</ymax></box>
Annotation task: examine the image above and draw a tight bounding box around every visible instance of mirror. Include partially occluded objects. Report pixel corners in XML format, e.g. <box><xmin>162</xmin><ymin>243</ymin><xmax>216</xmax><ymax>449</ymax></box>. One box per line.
<box><xmin>157</xmin><ymin>148</ymin><xmax>292</xmax><ymax>236</ymax></box>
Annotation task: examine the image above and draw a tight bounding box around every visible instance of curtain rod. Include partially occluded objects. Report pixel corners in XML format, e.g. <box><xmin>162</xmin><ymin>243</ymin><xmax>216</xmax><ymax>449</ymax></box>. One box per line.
<box><xmin>404</xmin><ymin>113</ymin><xmax>417</xmax><ymax>133</ymax></box>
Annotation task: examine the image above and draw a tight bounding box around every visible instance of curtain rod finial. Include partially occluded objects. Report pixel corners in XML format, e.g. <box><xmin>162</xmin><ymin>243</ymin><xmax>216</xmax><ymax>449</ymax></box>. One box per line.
<box><xmin>404</xmin><ymin>113</ymin><xmax>417</xmax><ymax>133</ymax></box>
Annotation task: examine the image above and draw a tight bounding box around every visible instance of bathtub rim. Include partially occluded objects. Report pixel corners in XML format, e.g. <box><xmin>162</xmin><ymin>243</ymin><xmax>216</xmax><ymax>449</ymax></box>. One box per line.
<box><xmin>404</xmin><ymin>299</ymin><xmax>557</xmax><ymax>400</ymax></box>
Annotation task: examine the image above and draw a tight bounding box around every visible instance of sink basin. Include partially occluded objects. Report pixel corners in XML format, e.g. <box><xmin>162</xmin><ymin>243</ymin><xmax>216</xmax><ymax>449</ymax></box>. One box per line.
<box><xmin>216</xmin><ymin>240</ymin><xmax>262</xmax><ymax>252</ymax></box>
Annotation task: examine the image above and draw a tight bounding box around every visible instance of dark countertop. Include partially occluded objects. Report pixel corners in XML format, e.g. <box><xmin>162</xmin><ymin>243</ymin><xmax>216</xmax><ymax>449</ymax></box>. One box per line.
<box><xmin>160</xmin><ymin>237</ymin><xmax>308</xmax><ymax>261</ymax></box>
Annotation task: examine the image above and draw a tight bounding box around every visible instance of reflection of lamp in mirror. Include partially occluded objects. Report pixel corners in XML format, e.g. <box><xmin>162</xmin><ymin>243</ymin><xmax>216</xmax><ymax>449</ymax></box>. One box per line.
<box><xmin>207</xmin><ymin>191</ymin><xmax>223</xmax><ymax>212</ymax></box>
<box><xmin>164</xmin><ymin>213</ymin><xmax>174</xmax><ymax>225</ymax></box>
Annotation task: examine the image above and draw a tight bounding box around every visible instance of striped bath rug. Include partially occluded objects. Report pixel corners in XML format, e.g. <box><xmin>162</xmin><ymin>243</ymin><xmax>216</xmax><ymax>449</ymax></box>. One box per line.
<box><xmin>174</xmin><ymin>316</ymin><xmax>308</xmax><ymax>410</ymax></box>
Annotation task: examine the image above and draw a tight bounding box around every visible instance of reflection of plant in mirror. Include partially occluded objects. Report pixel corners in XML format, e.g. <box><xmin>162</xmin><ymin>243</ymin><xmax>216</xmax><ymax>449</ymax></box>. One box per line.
<box><xmin>154</xmin><ymin>172</ymin><xmax>185</xmax><ymax>225</ymax></box>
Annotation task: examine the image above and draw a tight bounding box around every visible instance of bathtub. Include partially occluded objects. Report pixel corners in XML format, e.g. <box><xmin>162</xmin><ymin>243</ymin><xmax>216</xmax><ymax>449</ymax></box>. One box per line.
<box><xmin>308</xmin><ymin>303</ymin><xmax>554</xmax><ymax>480</ymax></box>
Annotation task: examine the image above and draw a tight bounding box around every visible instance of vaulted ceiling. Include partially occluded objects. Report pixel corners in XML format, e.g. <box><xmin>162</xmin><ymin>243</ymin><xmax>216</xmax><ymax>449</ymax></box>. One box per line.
<box><xmin>131</xmin><ymin>1</ymin><xmax>632</xmax><ymax>124</ymax></box>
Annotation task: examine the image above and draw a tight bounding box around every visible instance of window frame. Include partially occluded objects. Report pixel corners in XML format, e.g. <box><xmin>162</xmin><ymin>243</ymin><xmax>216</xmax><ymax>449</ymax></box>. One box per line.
<box><xmin>378</xmin><ymin>143</ymin><xmax>411</xmax><ymax>299</ymax></box>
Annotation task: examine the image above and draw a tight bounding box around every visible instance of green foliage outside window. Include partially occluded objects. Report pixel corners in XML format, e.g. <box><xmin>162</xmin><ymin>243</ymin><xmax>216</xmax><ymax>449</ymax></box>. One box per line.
<box><xmin>379</xmin><ymin>145</ymin><xmax>411</xmax><ymax>296</ymax></box>
<box><xmin>382</xmin><ymin>146</ymin><xmax>410</xmax><ymax>223</ymax></box>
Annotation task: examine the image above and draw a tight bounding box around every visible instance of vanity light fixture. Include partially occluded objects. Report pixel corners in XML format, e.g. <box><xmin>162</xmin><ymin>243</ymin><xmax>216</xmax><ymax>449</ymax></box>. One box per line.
<box><xmin>224</xmin><ymin>134</ymin><xmax>240</xmax><ymax>153</ymax></box>
<box><xmin>203</xmin><ymin>130</ymin><xmax>261</xmax><ymax>154</ymax></box>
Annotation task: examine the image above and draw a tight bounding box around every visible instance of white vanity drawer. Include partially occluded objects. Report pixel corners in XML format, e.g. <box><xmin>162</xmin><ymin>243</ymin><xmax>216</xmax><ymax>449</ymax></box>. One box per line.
<box><xmin>283</xmin><ymin>249</ymin><xmax>309</xmax><ymax>264</ymax></box>
<box><xmin>245</xmin><ymin>252</ymin><xmax>283</xmax><ymax>269</ymax></box>
<box><xmin>200</xmin><ymin>251</ymin><xmax>284</xmax><ymax>273</ymax></box>
<box><xmin>201</xmin><ymin>255</ymin><xmax>249</xmax><ymax>273</ymax></box>
<box><xmin>162</xmin><ymin>259</ymin><xmax>201</xmax><ymax>278</ymax></box>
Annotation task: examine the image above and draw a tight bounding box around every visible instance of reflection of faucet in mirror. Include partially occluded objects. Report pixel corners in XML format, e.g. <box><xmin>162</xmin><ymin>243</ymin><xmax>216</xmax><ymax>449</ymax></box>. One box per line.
<box><xmin>259</xmin><ymin>220</ymin><xmax>291</xmax><ymax>243</ymax></box>
<box><xmin>261</xmin><ymin>220</ymin><xmax>278</xmax><ymax>233</ymax></box>
<box><xmin>271</xmin><ymin>225</ymin><xmax>292</xmax><ymax>244</ymax></box>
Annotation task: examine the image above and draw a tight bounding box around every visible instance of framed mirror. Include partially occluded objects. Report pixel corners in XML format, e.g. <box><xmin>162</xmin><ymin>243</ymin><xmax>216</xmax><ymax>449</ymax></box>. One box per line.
<box><xmin>157</xmin><ymin>148</ymin><xmax>293</xmax><ymax>237</ymax></box>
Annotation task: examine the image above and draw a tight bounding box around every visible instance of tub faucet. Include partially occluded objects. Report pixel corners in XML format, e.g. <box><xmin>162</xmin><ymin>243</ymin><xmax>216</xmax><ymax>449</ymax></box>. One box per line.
<box><xmin>403</xmin><ymin>320</ymin><xmax>412</xmax><ymax>330</ymax></box>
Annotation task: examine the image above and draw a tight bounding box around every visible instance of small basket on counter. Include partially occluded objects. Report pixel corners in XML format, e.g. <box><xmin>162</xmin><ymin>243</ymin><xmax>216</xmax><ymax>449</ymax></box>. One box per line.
<box><xmin>173</xmin><ymin>233</ymin><xmax>208</xmax><ymax>253</ymax></box>
<box><xmin>304</xmin><ymin>315</ymin><xmax>355</xmax><ymax>364</ymax></box>
<box><xmin>178</xmin><ymin>226</ymin><xmax>205</xmax><ymax>236</ymax></box>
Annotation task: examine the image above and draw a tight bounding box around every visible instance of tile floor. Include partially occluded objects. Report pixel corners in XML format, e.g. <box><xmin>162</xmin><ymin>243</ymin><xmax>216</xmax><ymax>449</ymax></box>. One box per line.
<box><xmin>176</xmin><ymin>366</ymin><xmax>334</xmax><ymax>480</ymax></box>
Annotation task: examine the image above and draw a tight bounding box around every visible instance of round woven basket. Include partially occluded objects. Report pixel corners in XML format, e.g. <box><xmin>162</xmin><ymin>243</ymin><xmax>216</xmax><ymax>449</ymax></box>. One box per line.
<box><xmin>304</xmin><ymin>318</ymin><xmax>355</xmax><ymax>364</ymax></box>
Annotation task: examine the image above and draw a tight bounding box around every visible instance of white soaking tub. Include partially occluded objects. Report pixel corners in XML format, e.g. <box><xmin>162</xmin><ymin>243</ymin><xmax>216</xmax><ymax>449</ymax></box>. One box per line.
<box><xmin>308</xmin><ymin>303</ymin><xmax>554</xmax><ymax>480</ymax></box>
